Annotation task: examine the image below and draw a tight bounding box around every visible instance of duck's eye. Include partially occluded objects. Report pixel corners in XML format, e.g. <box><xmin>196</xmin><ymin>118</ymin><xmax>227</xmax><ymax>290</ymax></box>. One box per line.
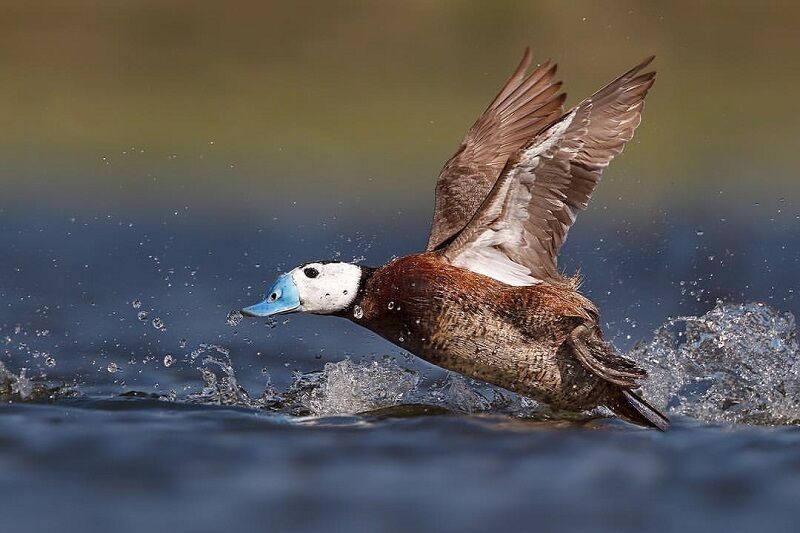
<box><xmin>303</xmin><ymin>267</ymin><xmax>319</xmax><ymax>278</ymax></box>
<box><xmin>268</xmin><ymin>292</ymin><xmax>278</xmax><ymax>302</ymax></box>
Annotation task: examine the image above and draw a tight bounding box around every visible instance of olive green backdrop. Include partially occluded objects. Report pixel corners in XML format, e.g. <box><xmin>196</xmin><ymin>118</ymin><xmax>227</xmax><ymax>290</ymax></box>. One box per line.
<box><xmin>1</xmin><ymin>1</ymin><xmax>797</xmax><ymax>219</ymax></box>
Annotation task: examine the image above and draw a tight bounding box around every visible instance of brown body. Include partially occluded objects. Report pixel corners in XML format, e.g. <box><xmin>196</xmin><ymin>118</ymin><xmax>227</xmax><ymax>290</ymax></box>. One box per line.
<box><xmin>344</xmin><ymin>253</ymin><xmax>622</xmax><ymax>412</ymax></box>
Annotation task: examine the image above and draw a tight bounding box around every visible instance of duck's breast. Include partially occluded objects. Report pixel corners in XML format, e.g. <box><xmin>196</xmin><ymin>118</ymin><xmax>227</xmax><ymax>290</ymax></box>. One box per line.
<box><xmin>349</xmin><ymin>253</ymin><xmax>602</xmax><ymax>404</ymax></box>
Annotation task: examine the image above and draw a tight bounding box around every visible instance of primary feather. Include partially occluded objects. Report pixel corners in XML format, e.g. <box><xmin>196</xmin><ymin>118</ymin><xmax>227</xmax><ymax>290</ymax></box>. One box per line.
<box><xmin>427</xmin><ymin>48</ymin><xmax>566</xmax><ymax>251</ymax></box>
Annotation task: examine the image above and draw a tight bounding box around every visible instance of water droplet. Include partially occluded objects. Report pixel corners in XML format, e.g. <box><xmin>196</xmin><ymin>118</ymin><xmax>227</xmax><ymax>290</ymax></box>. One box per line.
<box><xmin>398</xmin><ymin>336</ymin><xmax>405</xmax><ymax>342</ymax></box>
<box><xmin>353</xmin><ymin>305</ymin><xmax>364</xmax><ymax>319</ymax></box>
<box><xmin>45</xmin><ymin>356</ymin><xmax>56</xmax><ymax>368</ymax></box>
<box><xmin>152</xmin><ymin>317</ymin><xmax>166</xmax><ymax>331</ymax></box>
<box><xmin>226</xmin><ymin>310</ymin><xmax>243</xmax><ymax>327</ymax></box>
<box><xmin>387</xmin><ymin>301</ymin><xmax>395</xmax><ymax>310</ymax></box>
<box><xmin>137</xmin><ymin>311</ymin><xmax>148</xmax><ymax>321</ymax></box>
<box><xmin>178</xmin><ymin>338</ymin><xmax>188</xmax><ymax>349</ymax></box>
<box><xmin>163</xmin><ymin>354</ymin><xmax>175</xmax><ymax>367</ymax></box>
<box><xmin>695</xmin><ymin>230</ymin><xmax>704</xmax><ymax>236</ymax></box>
<box><xmin>132</xmin><ymin>299</ymin><xmax>142</xmax><ymax>309</ymax></box>
<box><xmin>107</xmin><ymin>362</ymin><xmax>119</xmax><ymax>373</ymax></box>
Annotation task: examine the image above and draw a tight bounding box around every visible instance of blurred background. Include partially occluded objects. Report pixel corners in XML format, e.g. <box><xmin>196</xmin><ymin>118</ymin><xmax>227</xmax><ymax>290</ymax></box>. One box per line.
<box><xmin>1</xmin><ymin>1</ymin><xmax>799</xmax><ymax>390</ymax></box>
<box><xmin>2</xmin><ymin>4</ymin><xmax>800</xmax><ymax>533</ymax></box>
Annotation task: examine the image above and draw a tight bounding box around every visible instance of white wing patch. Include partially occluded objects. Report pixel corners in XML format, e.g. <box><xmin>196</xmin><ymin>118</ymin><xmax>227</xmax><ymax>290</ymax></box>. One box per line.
<box><xmin>444</xmin><ymin>111</ymin><xmax>577</xmax><ymax>286</ymax></box>
<box><xmin>450</xmin><ymin>229</ymin><xmax>540</xmax><ymax>286</ymax></box>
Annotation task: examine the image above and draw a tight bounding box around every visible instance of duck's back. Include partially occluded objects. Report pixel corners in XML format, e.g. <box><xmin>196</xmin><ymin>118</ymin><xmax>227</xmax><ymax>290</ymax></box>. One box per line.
<box><xmin>347</xmin><ymin>253</ymin><xmax>613</xmax><ymax>410</ymax></box>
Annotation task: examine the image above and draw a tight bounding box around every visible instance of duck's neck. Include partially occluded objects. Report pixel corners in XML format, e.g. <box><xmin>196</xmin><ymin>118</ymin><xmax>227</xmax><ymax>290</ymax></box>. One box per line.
<box><xmin>335</xmin><ymin>264</ymin><xmax>376</xmax><ymax>318</ymax></box>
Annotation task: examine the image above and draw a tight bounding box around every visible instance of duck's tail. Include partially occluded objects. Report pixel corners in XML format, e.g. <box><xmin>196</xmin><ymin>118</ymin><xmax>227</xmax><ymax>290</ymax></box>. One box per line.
<box><xmin>607</xmin><ymin>388</ymin><xmax>670</xmax><ymax>431</ymax></box>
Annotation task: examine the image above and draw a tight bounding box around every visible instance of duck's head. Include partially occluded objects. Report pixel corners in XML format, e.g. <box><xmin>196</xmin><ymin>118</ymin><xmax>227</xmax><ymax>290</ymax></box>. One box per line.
<box><xmin>241</xmin><ymin>262</ymin><xmax>365</xmax><ymax>318</ymax></box>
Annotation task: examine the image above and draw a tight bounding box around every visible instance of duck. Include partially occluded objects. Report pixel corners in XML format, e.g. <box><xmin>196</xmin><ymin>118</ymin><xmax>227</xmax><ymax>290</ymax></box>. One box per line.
<box><xmin>241</xmin><ymin>49</ymin><xmax>669</xmax><ymax>430</ymax></box>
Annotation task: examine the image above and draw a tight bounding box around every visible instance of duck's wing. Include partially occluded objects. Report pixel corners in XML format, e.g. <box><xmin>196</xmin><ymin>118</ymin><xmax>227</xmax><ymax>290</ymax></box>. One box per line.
<box><xmin>426</xmin><ymin>48</ymin><xmax>566</xmax><ymax>252</ymax></box>
<box><xmin>442</xmin><ymin>58</ymin><xmax>655</xmax><ymax>286</ymax></box>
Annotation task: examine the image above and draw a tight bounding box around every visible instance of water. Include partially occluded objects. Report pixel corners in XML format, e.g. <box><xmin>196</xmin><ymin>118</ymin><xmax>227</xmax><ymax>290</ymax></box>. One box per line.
<box><xmin>2</xmin><ymin>209</ymin><xmax>800</xmax><ymax>532</ymax></box>
<box><xmin>3</xmin><ymin>305</ymin><xmax>800</xmax><ymax>533</ymax></box>
<box><xmin>638</xmin><ymin>302</ymin><xmax>800</xmax><ymax>425</ymax></box>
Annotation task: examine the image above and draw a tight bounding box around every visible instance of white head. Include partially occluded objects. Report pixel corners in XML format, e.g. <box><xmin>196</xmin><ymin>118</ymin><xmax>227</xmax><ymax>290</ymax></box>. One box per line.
<box><xmin>241</xmin><ymin>261</ymin><xmax>363</xmax><ymax>317</ymax></box>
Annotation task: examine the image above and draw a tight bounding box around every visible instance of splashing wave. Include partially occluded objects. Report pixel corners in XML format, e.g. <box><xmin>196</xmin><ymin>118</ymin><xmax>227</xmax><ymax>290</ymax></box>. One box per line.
<box><xmin>293</xmin><ymin>358</ymin><xmax>419</xmax><ymax>416</ymax></box>
<box><xmin>0</xmin><ymin>361</ymin><xmax>35</xmax><ymax>400</ymax></box>
<box><xmin>635</xmin><ymin>301</ymin><xmax>800</xmax><ymax>425</ymax></box>
<box><xmin>0</xmin><ymin>360</ymin><xmax>68</xmax><ymax>401</ymax></box>
<box><xmin>3</xmin><ymin>301</ymin><xmax>799</xmax><ymax>426</ymax></box>
<box><xmin>274</xmin><ymin>301</ymin><xmax>800</xmax><ymax>424</ymax></box>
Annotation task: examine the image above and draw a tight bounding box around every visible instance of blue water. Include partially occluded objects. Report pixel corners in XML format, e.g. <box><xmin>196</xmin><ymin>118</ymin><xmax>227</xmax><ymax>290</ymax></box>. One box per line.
<box><xmin>2</xmin><ymin>206</ymin><xmax>800</xmax><ymax>532</ymax></box>
<box><xmin>2</xmin><ymin>400</ymin><xmax>798</xmax><ymax>533</ymax></box>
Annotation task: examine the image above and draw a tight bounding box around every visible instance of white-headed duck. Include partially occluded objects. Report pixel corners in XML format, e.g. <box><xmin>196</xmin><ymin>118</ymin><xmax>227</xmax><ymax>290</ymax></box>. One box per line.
<box><xmin>242</xmin><ymin>49</ymin><xmax>668</xmax><ymax>430</ymax></box>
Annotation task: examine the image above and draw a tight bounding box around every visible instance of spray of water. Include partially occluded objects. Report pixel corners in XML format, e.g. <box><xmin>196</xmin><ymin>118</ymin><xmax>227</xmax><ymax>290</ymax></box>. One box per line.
<box><xmin>0</xmin><ymin>361</ymin><xmax>34</xmax><ymax>400</ymax></box>
<box><xmin>3</xmin><ymin>300</ymin><xmax>800</xmax><ymax>426</ymax></box>
<box><xmin>184</xmin><ymin>344</ymin><xmax>278</xmax><ymax>409</ymax></box>
<box><xmin>294</xmin><ymin>358</ymin><xmax>420</xmax><ymax>416</ymax></box>
<box><xmin>0</xmin><ymin>360</ymin><xmax>67</xmax><ymax>402</ymax></box>
<box><xmin>635</xmin><ymin>301</ymin><xmax>800</xmax><ymax>425</ymax></box>
<box><xmin>265</xmin><ymin>301</ymin><xmax>800</xmax><ymax>424</ymax></box>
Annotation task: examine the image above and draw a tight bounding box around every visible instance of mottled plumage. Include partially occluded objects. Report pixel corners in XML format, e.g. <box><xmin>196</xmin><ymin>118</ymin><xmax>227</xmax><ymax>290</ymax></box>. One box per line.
<box><xmin>340</xmin><ymin>254</ymin><xmax>661</xmax><ymax>427</ymax></box>
<box><xmin>343</xmin><ymin>254</ymin><xmax>608</xmax><ymax>409</ymax></box>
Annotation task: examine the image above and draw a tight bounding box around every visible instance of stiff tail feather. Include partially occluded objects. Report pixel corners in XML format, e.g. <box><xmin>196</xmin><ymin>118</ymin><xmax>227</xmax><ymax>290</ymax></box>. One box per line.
<box><xmin>608</xmin><ymin>388</ymin><xmax>669</xmax><ymax>431</ymax></box>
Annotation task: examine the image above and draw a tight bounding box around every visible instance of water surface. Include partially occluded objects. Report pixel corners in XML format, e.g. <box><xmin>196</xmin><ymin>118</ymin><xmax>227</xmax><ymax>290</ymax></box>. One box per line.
<box><xmin>2</xmin><ymin>210</ymin><xmax>800</xmax><ymax>533</ymax></box>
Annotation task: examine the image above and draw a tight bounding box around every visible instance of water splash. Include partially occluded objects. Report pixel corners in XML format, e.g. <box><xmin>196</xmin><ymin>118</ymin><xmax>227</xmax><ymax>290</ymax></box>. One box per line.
<box><xmin>293</xmin><ymin>358</ymin><xmax>420</xmax><ymax>416</ymax></box>
<box><xmin>0</xmin><ymin>361</ymin><xmax>70</xmax><ymax>402</ymax></box>
<box><xmin>226</xmin><ymin>310</ymin><xmax>243</xmax><ymax>327</ymax></box>
<box><xmin>162</xmin><ymin>353</ymin><xmax>545</xmax><ymax>419</ymax></box>
<box><xmin>425</xmin><ymin>374</ymin><xmax>495</xmax><ymax>413</ymax></box>
<box><xmin>233</xmin><ymin>301</ymin><xmax>800</xmax><ymax>424</ymax></box>
<box><xmin>184</xmin><ymin>344</ymin><xmax>276</xmax><ymax>409</ymax></box>
<box><xmin>4</xmin><ymin>296</ymin><xmax>799</xmax><ymax>427</ymax></box>
<box><xmin>0</xmin><ymin>361</ymin><xmax>34</xmax><ymax>400</ymax></box>
<box><xmin>634</xmin><ymin>301</ymin><xmax>800</xmax><ymax>425</ymax></box>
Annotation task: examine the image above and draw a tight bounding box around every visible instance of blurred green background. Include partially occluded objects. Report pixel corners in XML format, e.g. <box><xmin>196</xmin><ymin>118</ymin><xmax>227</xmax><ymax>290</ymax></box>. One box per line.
<box><xmin>1</xmin><ymin>1</ymin><xmax>798</xmax><ymax>219</ymax></box>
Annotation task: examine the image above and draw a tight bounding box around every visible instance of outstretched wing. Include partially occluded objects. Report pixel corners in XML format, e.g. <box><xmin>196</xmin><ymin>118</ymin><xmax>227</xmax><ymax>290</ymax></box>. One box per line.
<box><xmin>426</xmin><ymin>48</ymin><xmax>565</xmax><ymax>251</ymax></box>
<box><xmin>442</xmin><ymin>57</ymin><xmax>655</xmax><ymax>286</ymax></box>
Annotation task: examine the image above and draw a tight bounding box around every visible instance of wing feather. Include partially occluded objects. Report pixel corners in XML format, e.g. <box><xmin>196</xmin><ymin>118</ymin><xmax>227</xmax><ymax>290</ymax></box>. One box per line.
<box><xmin>426</xmin><ymin>48</ymin><xmax>566</xmax><ymax>251</ymax></box>
<box><xmin>443</xmin><ymin>57</ymin><xmax>655</xmax><ymax>285</ymax></box>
